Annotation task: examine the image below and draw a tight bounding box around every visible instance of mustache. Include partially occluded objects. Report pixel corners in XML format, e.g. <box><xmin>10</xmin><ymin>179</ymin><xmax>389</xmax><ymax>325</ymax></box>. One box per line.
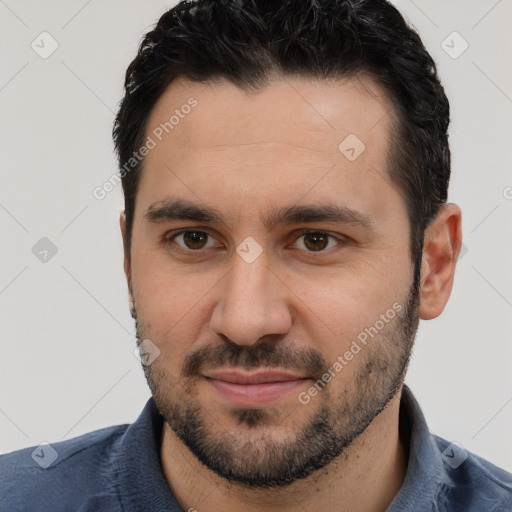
<box><xmin>182</xmin><ymin>336</ymin><xmax>328</xmax><ymax>380</ymax></box>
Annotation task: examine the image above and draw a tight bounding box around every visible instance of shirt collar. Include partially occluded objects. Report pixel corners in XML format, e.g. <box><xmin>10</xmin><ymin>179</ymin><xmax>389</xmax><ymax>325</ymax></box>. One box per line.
<box><xmin>118</xmin><ymin>398</ymin><xmax>182</xmax><ymax>512</ymax></box>
<box><xmin>386</xmin><ymin>384</ymin><xmax>444</xmax><ymax>511</ymax></box>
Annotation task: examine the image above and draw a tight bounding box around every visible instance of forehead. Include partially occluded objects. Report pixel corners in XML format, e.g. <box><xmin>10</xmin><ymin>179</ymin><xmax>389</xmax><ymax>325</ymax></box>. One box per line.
<box><xmin>145</xmin><ymin>75</ymin><xmax>393</xmax><ymax>155</ymax></box>
<box><xmin>136</xmin><ymin>75</ymin><xmax>400</xmax><ymax>226</ymax></box>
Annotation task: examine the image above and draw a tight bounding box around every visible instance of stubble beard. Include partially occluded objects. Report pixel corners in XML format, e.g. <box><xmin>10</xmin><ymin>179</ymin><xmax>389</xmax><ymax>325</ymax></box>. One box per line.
<box><xmin>132</xmin><ymin>280</ymin><xmax>419</xmax><ymax>489</ymax></box>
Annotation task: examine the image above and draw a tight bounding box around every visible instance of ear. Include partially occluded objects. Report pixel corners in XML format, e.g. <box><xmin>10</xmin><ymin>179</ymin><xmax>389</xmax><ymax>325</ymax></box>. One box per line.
<box><xmin>419</xmin><ymin>203</ymin><xmax>462</xmax><ymax>320</ymax></box>
<box><xmin>119</xmin><ymin>212</ymin><xmax>134</xmax><ymax>311</ymax></box>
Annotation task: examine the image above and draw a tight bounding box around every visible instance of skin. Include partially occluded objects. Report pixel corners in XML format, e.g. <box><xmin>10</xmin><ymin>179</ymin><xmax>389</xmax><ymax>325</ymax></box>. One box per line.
<box><xmin>120</xmin><ymin>75</ymin><xmax>462</xmax><ymax>511</ymax></box>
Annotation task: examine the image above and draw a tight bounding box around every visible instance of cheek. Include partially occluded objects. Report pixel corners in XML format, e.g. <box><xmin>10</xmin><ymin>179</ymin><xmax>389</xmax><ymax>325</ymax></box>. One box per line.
<box><xmin>130</xmin><ymin>251</ymin><xmax>216</xmax><ymax>363</ymax></box>
<box><xmin>287</xmin><ymin>261</ymin><xmax>408</xmax><ymax>357</ymax></box>
<box><xmin>296</xmin><ymin>283</ymin><xmax>374</xmax><ymax>360</ymax></box>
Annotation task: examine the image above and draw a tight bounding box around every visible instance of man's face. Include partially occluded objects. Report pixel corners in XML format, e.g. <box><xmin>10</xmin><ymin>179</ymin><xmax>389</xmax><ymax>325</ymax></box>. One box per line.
<box><xmin>125</xmin><ymin>76</ymin><xmax>419</xmax><ymax>487</ymax></box>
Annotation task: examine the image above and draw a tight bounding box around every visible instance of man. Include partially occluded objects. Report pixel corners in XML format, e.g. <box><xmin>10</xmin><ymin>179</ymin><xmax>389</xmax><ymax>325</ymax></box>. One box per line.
<box><xmin>1</xmin><ymin>0</ymin><xmax>511</xmax><ymax>510</ymax></box>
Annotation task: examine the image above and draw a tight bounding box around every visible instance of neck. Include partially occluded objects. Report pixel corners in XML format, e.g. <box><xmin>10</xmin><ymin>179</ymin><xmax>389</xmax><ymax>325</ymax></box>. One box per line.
<box><xmin>161</xmin><ymin>389</ymin><xmax>407</xmax><ymax>512</ymax></box>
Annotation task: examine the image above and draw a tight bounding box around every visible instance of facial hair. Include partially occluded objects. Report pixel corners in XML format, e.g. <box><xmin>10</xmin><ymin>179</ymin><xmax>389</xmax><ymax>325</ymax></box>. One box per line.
<box><xmin>133</xmin><ymin>280</ymin><xmax>419</xmax><ymax>489</ymax></box>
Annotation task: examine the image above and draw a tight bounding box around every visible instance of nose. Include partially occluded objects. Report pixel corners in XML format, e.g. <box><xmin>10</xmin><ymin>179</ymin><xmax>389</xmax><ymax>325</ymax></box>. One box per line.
<box><xmin>209</xmin><ymin>251</ymin><xmax>293</xmax><ymax>347</ymax></box>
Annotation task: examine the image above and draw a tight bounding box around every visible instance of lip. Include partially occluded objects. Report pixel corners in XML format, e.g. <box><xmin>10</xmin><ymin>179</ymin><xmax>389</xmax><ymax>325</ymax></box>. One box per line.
<box><xmin>202</xmin><ymin>369</ymin><xmax>310</xmax><ymax>406</ymax></box>
<box><xmin>203</xmin><ymin>369</ymin><xmax>306</xmax><ymax>384</ymax></box>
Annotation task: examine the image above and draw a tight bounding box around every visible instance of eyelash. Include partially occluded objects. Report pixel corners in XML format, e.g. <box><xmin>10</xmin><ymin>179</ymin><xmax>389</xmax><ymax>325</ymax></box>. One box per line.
<box><xmin>164</xmin><ymin>229</ymin><xmax>346</xmax><ymax>255</ymax></box>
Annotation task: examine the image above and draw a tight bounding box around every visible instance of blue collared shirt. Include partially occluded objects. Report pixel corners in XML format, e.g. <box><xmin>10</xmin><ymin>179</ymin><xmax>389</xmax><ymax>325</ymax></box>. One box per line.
<box><xmin>1</xmin><ymin>386</ymin><xmax>511</xmax><ymax>511</ymax></box>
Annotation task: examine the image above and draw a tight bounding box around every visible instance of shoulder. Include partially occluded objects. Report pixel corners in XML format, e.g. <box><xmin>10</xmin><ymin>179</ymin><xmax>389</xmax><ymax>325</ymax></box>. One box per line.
<box><xmin>432</xmin><ymin>435</ymin><xmax>512</xmax><ymax>511</ymax></box>
<box><xmin>0</xmin><ymin>423</ymin><xmax>129</xmax><ymax>511</ymax></box>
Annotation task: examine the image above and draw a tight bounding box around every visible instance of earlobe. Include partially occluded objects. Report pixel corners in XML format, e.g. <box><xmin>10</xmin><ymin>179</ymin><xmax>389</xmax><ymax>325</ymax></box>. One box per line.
<box><xmin>418</xmin><ymin>203</ymin><xmax>462</xmax><ymax>320</ymax></box>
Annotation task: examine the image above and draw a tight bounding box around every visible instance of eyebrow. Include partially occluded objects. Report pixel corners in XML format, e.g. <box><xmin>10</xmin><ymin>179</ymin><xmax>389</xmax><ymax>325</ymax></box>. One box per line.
<box><xmin>145</xmin><ymin>198</ymin><xmax>376</xmax><ymax>232</ymax></box>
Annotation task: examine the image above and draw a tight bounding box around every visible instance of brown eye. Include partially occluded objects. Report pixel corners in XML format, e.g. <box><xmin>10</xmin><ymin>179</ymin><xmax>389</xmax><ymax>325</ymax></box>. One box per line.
<box><xmin>173</xmin><ymin>231</ymin><xmax>213</xmax><ymax>250</ymax></box>
<box><xmin>295</xmin><ymin>232</ymin><xmax>339</xmax><ymax>252</ymax></box>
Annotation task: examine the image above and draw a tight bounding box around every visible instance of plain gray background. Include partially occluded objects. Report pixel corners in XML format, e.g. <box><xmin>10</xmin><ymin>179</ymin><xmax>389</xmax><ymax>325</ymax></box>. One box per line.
<box><xmin>1</xmin><ymin>0</ymin><xmax>511</xmax><ymax>472</ymax></box>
